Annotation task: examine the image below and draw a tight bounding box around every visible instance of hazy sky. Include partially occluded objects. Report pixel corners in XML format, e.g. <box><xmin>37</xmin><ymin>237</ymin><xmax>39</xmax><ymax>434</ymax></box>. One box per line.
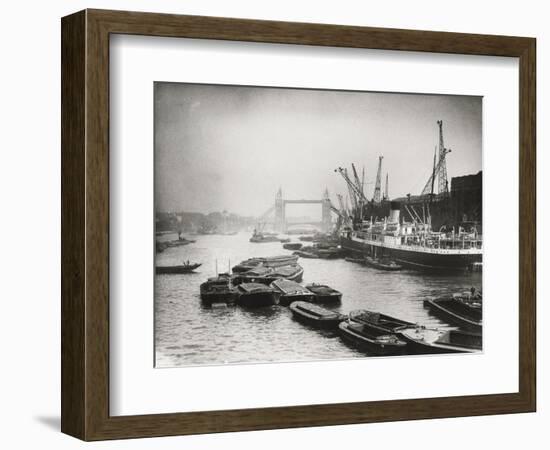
<box><xmin>155</xmin><ymin>82</ymin><xmax>481</xmax><ymax>217</ymax></box>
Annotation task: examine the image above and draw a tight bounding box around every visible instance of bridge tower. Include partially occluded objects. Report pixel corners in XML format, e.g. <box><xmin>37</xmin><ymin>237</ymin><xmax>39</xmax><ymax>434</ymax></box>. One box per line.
<box><xmin>274</xmin><ymin>187</ymin><xmax>285</xmax><ymax>233</ymax></box>
<box><xmin>322</xmin><ymin>188</ymin><xmax>333</xmax><ymax>233</ymax></box>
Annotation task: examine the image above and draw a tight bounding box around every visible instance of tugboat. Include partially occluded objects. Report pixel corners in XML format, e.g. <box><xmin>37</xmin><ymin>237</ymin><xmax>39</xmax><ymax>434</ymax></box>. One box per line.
<box><xmin>199</xmin><ymin>273</ymin><xmax>239</xmax><ymax>306</ymax></box>
<box><xmin>306</xmin><ymin>283</ymin><xmax>342</xmax><ymax>303</ymax></box>
<box><xmin>289</xmin><ymin>301</ymin><xmax>346</xmax><ymax>329</ymax></box>
<box><xmin>270</xmin><ymin>280</ymin><xmax>315</xmax><ymax>306</ymax></box>
<box><xmin>156</xmin><ymin>261</ymin><xmax>202</xmax><ymax>274</ymax></box>
<box><xmin>236</xmin><ymin>283</ymin><xmax>281</xmax><ymax>307</ymax></box>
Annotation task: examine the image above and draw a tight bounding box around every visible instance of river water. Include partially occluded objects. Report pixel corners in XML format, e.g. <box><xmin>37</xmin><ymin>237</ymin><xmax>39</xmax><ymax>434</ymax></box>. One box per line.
<box><xmin>155</xmin><ymin>231</ymin><xmax>481</xmax><ymax>367</ymax></box>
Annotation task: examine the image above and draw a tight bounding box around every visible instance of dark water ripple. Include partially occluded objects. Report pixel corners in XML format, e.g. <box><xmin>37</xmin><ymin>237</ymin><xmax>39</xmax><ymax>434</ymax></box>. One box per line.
<box><xmin>155</xmin><ymin>232</ymin><xmax>481</xmax><ymax>367</ymax></box>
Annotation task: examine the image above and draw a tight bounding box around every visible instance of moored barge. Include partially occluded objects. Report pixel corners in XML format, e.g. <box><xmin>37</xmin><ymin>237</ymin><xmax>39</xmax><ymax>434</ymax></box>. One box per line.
<box><xmin>290</xmin><ymin>301</ymin><xmax>346</xmax><ymax>329</ymax></box>
<box><xmin>339</xmin><ymin>320</ymin><xmax>407</xmax><ymax>356</ymax></box>
<box><xmin>423</xmin><ymin>297</ymin><xmax>482</xmax><ymax>332</ymax></box>
<box><xmin>200</xmin><ymin>273</ymin><xmax>239</xmax><ymax>306</ymax></box>
<box><xmin>271</xmin><ymin>280</ymin><xmax>315</xmax><ymax>306</ymax></box>
<box><xmin>236</xmin><ymin>282</ymin><xmax>280</xmax><ymax>307</ymax></box>
<box><xmin>306</xmin><ymin>283</ymin><xmax>342</xmax><ymax>303</ymax></box>
<box><xmin>396</xmin><ymin>327</ymin><xmax>482</xmax><ymax>354</ymax></box>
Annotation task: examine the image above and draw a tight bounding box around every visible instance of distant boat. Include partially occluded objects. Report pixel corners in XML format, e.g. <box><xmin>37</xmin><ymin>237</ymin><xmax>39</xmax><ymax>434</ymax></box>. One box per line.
<box><xmin>396</xmin><ymin>327</ymin><xmax>482</xmax><ymax>354</ymax></box>
<box><xmin>305</xmin><ymin>283</ymin><xmax>342</xmax><ymax>303</ymax></box>
<box><xmin>289</xmin><ymin>301</ymin><xmax>346</xmax><ymax>329</ymax></box>
<box><xmin>270</xmin><ymin>280</ymin><xmax>315</xmax><ymax>306</ymax></box>
<box><xmin>156</xmin><ymin>262</ymin><xmax>202</xmax><ymax>274</ymax></box>
<box><xmin>199</xmin><ymin>273</ymin><xmax>239</xmax><ymax>306</ymax></box>
<box><xmin>249</xmin><ymin>228</ymin><xmax>280</xmax><ymax>243</ymax></box>
<box><xmin>299</xmin><ymin>236</ymin><xmax>314</xmax><ymax>242</ymax></box>
<box><xmin>423</xmin><ymin>297</ymin><xmax>482</xmax><ymax>332</ymax></box>
<box><xmin>339</xmin><ymin>320</ymin><xmax>408</xmax><ymax>356</ymax></box>
<box><xmin>250</xmin><ymin>234</ymin><xmax>280</xmax><ymax>243</ymax></box>
<box><xmin>236</xmin><ymin>283</ymin><xmax>280</xmax><ymax>307</ymax></box>
<box><xmin>364</xmin><ymin>256</ymin><xmax>402</xmax><ymax>271</ymax></box>
<box><xmin>283</xmin><ymin>242</ymin><xmax>302</xmax><ymax>251</ymax></box>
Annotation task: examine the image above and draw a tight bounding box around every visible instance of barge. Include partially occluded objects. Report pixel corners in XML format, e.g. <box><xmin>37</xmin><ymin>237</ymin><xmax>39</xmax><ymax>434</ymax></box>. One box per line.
<box><xmin>271</xmin><ymin>280</ymin><xmax>315</xmax><ymax>306</ymax></box>
<box><xmin>290</xmin><ymin>301</ymin><xmax>346</xmax><ymax>329</ymax></box>
<box><xmin>236</xmin><ymin>282</ymin><xmax>280</xmax><ymax>307</ymax></box>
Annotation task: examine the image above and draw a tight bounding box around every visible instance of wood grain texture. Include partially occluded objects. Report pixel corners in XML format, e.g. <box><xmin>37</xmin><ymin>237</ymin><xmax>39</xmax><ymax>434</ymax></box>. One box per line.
<box><xmin>61</xmin><ymin>9</ymin><xmax>536</xmax><ymax>441</ymax></box>
<box><xmin>61</xmin><ymin>10</ymin><xmax>86</xmax><ymax>439</ymax></box>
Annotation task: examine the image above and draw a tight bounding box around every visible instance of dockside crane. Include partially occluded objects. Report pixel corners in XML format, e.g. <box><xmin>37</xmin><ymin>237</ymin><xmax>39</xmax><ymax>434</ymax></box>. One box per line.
<box><xmin>437</xmin><ymin>120</ymin><xmax>450</xmax><ymax>195</ymax></box>
<box><xmin>335</xmin><ymin>166</ymin><xmax>366</xmax><ymax>220</ymax></box>
<box><xmin>372</xmin><ymin>156</ymin><xmax>384</xmax><ymax>203</ymax></box>
<box><xmin>421</xmin><ymin>120</ymin><xmax>451</xmax><ymax>196</ymax></box>
<box><xmin>421</xmin><ymin>146</ymin><xmax>451</xmax><ymax>196</ymax></box>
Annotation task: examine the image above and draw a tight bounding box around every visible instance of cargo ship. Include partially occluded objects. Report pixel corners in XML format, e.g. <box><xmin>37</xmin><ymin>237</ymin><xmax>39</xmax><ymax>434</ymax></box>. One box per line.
<box><xmin>340</xmin><ymin>202</ymin><xmax>482</xmax><ymax>271</ymax></box>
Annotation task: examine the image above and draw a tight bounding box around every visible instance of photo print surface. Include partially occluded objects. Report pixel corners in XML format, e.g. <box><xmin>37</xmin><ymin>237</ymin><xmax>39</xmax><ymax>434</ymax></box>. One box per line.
<box><xmin>154</xmin><ymin>82</ymin><xmax>483</xmax><ymax>368</ymax></box>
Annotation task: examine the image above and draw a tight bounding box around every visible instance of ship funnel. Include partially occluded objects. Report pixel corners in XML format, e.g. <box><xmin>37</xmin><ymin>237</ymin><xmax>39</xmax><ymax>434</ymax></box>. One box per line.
<box><xmin>389</xmin><ymin>201</ymin><xmax>400</xmax><ymax>223</ymax></box>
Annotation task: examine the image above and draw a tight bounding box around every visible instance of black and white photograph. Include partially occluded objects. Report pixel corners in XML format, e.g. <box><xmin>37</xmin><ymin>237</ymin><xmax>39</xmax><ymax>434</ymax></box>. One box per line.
<box><xmin>154</xmin><ymin>82</ymin><xmax>483</xmax><ymax>367</ymax></box>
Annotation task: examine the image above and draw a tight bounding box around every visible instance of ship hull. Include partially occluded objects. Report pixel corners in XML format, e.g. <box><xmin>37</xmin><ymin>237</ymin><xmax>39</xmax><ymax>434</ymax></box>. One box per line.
<box><xmin>341</xmin><ymin>236</ymin><xmax>481</xmax><ymax>271</ymax></box>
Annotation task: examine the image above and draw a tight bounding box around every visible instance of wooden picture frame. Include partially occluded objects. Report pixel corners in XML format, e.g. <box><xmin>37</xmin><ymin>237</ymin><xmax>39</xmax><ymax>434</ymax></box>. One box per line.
<box><xmin>61</xmin><ymin>9</ymin><xmax>536</xmax><ymax>441</ymax></box>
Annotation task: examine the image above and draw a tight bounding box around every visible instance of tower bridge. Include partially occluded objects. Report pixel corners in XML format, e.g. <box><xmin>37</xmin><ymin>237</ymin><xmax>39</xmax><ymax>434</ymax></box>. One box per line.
<box><xmin>260</xmin><ymin>188</ymin><xmax>334</xmax><ymax>233</ymax></box>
